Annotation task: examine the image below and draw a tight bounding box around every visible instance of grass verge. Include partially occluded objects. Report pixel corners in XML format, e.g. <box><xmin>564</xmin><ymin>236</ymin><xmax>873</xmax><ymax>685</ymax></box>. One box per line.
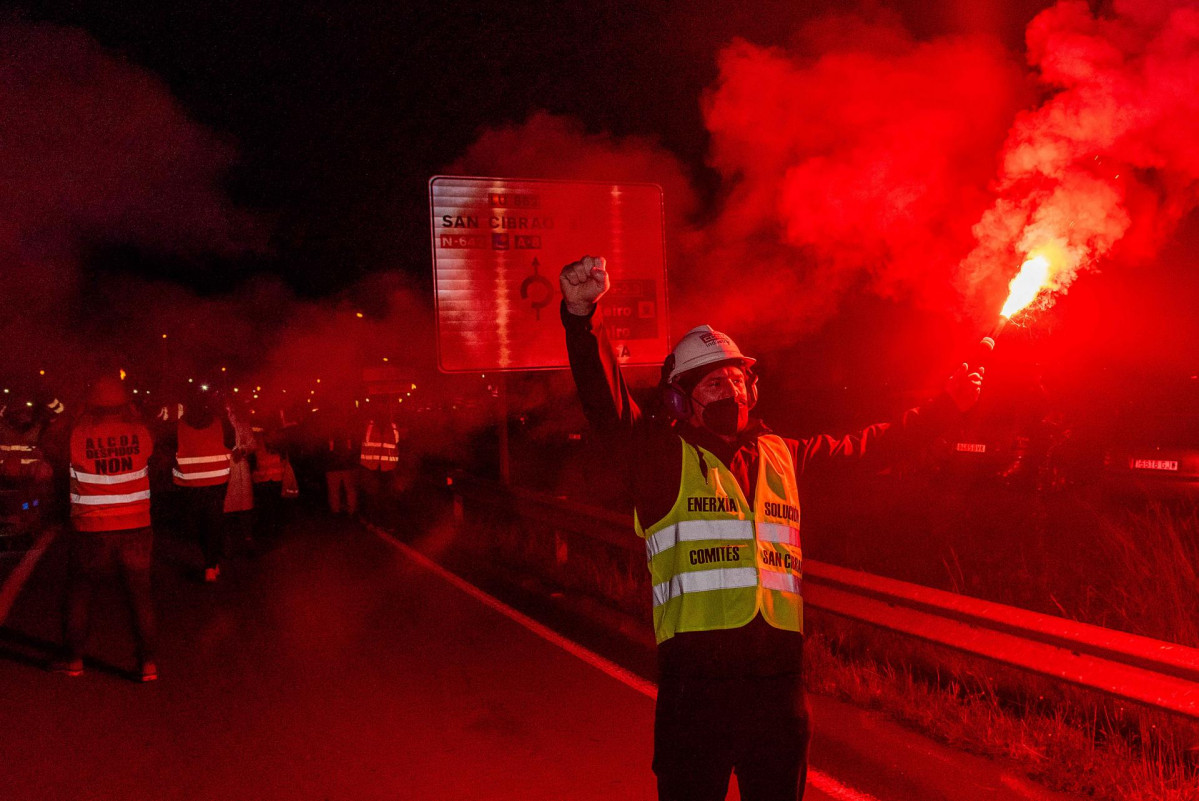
<box><xmin>805</xmin><ymin>614</ymin><xmax>1199</xmax><ymax>801</ymax></box>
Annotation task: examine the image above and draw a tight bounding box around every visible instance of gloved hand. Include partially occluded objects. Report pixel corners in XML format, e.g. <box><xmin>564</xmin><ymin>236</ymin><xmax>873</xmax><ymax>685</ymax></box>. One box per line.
<box><xmin>945</xmin><ymin>363</ymin><xmax>984</xmax><ymax>412</ymax></box>
<box><xmin>559</xmin><ymin>255</ymin><xmax>610</xmax><ymax>316</ymax></box>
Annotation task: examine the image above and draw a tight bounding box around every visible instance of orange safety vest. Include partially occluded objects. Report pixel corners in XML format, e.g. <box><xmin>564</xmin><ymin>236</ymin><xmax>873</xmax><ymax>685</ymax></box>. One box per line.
<box><xmin>173</xmin><ymin>419</ymin><xmax>231</xmax><ymax>487</ymax></box>
<box><xmin>359</xmin><ymin>421</ymin><xmax>400</xmax><ymax>472</ymax></box>
<box><xmin>69</xmin><ymin>417</ymin><xmax>152</xmax><ymax>532</ymax></box>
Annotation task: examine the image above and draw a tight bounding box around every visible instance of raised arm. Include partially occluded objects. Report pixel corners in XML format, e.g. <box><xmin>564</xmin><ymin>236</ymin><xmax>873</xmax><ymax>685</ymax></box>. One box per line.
<box><xmin>559</xmin><ymin>255</ymin><xmax>645</xmax><ymax>433</ymax></box>
<box><xmin>797</xmin><ymin>364</ymin><xmax>982</xmax><ymax>475</ymax></box>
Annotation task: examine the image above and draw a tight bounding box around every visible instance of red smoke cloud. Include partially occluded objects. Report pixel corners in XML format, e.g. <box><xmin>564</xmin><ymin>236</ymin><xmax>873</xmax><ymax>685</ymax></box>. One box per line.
<box><xmin>694</xmin><ymin>13</ymin><xmax>1028</xmax><ymax>339</ymax></box>
<box><xmin>448</xmin><ymin>15</ymin><xmax>1031</xmax><ymax>347</ymax></box>
<box><xmin>0</xmin><ymin>22</ymin><xmax>258</xmax><ymax>257</ymax></box>
<box><xmin>0</xmin><ymin>21</ymin><xmax>482</xmax><ymax>460</ymax></box>
<box><xmin>0</xmin><ymin>20</ymin><xmax>262</xmax><ymax>383</ymax></box>
<box><xmin>446</xmin><ymin>111</ymin><xmax>699</xmax><ymax>258</ymax></box>
<box><xmin>959</xmin><ymin>0</ymin><xmax>1199</xmax><ymax>317</ymax></box>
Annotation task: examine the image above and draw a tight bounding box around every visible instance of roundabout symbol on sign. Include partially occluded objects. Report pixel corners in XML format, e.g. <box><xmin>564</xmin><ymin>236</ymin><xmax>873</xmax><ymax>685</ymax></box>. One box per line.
<box><xmin>520</xmin><ymin>258</ymin><xmax>553</xmax><ymax>320</ymax></box>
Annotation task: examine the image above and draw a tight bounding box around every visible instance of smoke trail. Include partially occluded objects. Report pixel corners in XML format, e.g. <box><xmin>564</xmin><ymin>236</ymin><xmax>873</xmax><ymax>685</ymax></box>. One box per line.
<box><xmin>958</xmin><ymin>0</ymin><xmax>1199</xmax><ymax>317</ymax></box>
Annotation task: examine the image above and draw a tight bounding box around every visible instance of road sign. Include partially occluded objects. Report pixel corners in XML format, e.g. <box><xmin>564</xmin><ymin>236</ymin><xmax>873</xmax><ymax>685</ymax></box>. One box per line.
<box><xmin>429</xmin><ymin>176</ymin><xmax>669</xmax><ymax>372</ymax></box>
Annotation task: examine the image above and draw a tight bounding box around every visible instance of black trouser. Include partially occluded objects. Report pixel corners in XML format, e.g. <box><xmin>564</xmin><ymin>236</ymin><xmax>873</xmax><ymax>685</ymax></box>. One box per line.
<box><xmin>179</xmin><ymin>485</ymin><xmax>226</xmax><ymax>568</ymax></box>
<box><xmin>357</xmin><ymin>467</ymin><xmax>393</xmax><ymax>520</ymax></box>
<box><xmin>253</xmin><ymin>480</ymin><xmax>283</xmax><ymax>541</ymax></box>
<box><xmin>653</xmin><ymin>672</ymin><xmax>810</xmax><ymax>801</ymax></box>
<box><xmin>63</xmin><ymin>527</ymin><xmax>156</xmax><ymax>662</ymax></box>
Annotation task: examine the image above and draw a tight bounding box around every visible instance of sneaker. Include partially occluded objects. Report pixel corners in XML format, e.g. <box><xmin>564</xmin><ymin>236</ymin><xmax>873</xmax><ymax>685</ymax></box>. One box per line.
<box><xmin>203</xmin><ymin>565</ymin><xmax>219</xmax><ymax>583</ymax></box>
<box><xmin>49</xmin><ymin>657</ymin><xmax>84</xmax><ymax>677</ymax></box>
<box><xmin>138</xmin><ymin>661</ymin><xmax>158</xmax><ymax>682</ymax></box>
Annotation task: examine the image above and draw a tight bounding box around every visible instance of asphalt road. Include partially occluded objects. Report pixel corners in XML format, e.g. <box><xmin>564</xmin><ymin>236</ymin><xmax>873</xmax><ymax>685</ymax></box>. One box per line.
<box><xmin>0</xmin><ymin>510</ymin><xmax>1081</xmax><ymax>801</ymax></box>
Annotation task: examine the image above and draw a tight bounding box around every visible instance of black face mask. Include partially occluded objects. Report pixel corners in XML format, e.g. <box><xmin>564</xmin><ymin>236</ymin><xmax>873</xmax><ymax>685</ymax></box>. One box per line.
<box><xmin>698</xmin><ymin>397</ymin><xmax>748</xmax><ymax>437</ymax></box>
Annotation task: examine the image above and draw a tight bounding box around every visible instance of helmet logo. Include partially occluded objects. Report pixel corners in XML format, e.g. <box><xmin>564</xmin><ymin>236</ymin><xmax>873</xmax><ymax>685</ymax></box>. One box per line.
<box><xmin>699</xmin><ymin>332</ymin><xmax>731</xmax><ymax>347</ymax></box>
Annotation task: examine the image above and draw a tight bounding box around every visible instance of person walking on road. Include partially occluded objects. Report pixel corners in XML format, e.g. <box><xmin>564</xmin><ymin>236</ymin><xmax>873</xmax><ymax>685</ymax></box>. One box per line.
<box><xmin>222</xmin><ymin>399</ymin><xmax>256</xmax><ymax>552</ymax></box>
<box><xmin>52</xmin><ymin>374</ymin><xmax>157</xmax><ymax>682</ymax></box>
<box><xmin>358</xmin><ymin>406</ymin><xmax>401</xmax><ymax>520</ymax></box>
<box><xmin>558</xmin><ymin>254</ymin><xmax>984</xmax><ymax>801</ymax></box>
<box><xmin>324</xmin><ymin>410</ymin><xmax>360</xmax><ymax>517</ymax></box>
<box><xmin>250</xmin><ymin>418</ymin><xmax>287</xmax><ymax>545</ymax></box>
<box><xmin>172</xmin><ymin>388</ymin><xmax>234</xmax><ymax>582</ymax></box>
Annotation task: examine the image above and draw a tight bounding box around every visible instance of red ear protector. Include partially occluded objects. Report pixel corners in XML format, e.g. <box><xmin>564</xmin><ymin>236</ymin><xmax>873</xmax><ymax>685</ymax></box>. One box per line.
<box><xmin>660</xmin><ymin>354</ymin><xmax>758</xmax><ymax>420</ymax></box>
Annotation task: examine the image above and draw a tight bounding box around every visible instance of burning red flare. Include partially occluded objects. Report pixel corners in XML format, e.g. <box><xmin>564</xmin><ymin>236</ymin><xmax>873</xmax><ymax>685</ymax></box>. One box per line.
<box><xmin>999</xmin><ymin>255</ymin><xmax>1051</xmax><ymax>319</ymax></box>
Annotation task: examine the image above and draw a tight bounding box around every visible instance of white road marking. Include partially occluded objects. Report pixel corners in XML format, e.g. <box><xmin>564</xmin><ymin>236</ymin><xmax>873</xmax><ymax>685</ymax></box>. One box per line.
<box><xmin>369</xmin><ymin>522</ymin><xmax>656</xmax><ymax>697</ymax></box>
<box><xmin>369</xmin><ymin>522</ymin><xmax>882</xmax><ymax>801</ymax></box>
<box><xmin>0</xmin><ymin>527</ymin><xmax>58</xmax><ymax>624</ymax></box>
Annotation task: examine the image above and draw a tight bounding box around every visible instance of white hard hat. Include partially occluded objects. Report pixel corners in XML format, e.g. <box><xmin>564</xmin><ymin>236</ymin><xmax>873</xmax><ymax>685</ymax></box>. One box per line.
<box><xmin>667</xmin><ymin>325</ymin><xmax>755</xmax><ymax>384</ymax></box>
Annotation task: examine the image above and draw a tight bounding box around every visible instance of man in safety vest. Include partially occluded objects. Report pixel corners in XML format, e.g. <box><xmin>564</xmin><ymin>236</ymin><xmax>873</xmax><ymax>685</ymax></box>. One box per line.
<box><xmin>172</xmin><ymin>387</ymin><xmax>234</xmax><ymax>582</ymax></box>
<box><xmin>358</xmin><ymin>407</ymin><xmax>401</xmax><ymax>520</ymax></box>
<box><xmin>51</xmin><ymin>374</ymin><xmax>157</xmax><ymax>682</ymax></box>
<box><xmin>559</xmin><ymin>255</ymin><xmax>983</xmax><ymax>801</ymax></box>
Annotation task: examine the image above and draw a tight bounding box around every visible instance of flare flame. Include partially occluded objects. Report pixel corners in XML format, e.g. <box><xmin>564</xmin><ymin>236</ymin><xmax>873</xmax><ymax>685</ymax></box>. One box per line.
<box><xmin>999</xmin><ymin>255</ymin><xmax>1051</xmax><ymax>319</ymax></box>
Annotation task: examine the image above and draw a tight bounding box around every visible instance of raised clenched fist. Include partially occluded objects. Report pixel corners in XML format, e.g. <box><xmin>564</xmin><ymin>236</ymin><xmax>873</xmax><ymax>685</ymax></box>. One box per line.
<box><xmin>945</xmin><ymin>363</ymin><xmax>985</xmax><ymax>412</ymax></box>
<box><xmin>559</xmin><ymin>255</ymin><xmax>610</xmax><ymax>316</ymax></box>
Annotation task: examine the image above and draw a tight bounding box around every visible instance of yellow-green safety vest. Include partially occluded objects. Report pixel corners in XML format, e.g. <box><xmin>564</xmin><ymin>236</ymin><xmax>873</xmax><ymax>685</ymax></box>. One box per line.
<box><xmin>635</xmin><ymin>434</ymin><xmax>803</xmax><ymax>644</ymax></box>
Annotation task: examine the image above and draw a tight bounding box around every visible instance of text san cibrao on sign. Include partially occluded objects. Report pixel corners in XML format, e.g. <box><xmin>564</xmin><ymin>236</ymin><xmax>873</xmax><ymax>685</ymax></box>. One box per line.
<box><xmin>429</xmin><ymin>176</ymin><xmax>668</xmax><ymax>373</ymax></box>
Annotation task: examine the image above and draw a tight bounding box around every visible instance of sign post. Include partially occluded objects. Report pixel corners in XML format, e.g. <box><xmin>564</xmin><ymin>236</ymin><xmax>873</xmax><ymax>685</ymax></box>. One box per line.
<box><xmin>497</xmin><ymin>377</ymin><xmax>510</xmax><ymax>485</ymax></box>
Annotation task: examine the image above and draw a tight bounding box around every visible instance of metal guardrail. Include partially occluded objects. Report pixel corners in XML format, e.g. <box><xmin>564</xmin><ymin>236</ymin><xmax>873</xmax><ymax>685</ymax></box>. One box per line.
<box><xmin>451</xmin><ymin>472</ymin><xmax>1199</xmax><ymax>720</ymax></box>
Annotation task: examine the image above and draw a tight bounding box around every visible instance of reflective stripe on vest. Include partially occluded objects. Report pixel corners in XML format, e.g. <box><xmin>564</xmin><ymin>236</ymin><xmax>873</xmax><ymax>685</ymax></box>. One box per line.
<box><xmin>71</xmin><ymin>489</ymin><xmax>151</xmax><ymax>505</ymax></box>
<box><xmin>71</xmin><ymin>466</ymin><xmax>149</xmax><ymax>484</ymax></box>
<box><xmin>635</xmin><ymin>434</ymin><xmax>803</xmax><ymax>644</ymax></box>
<box><xmin>360</xmin><ymin>422</ymin><xmax>400</xmax><ymax>471</ymax></box>
<box><xmin>0</xmin><ymin>443</ymin><xmax>39</xmax><ymax>465</ymax></box>
<box><xmin>174</xmin><ymin>420</ymin><xmax>231</xmax><ymax>487</ymax></box>
<box><xmin>69</xmin><ymin>419</ymin><xmax>152</xmax><ymax>532</ymax></box>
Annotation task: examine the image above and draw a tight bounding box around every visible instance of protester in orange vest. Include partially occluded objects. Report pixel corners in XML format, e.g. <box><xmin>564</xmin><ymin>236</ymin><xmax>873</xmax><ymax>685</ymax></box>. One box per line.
<box><xmin>51</xmin><ymin>374</ymin><xmax>157</xmax><ymax>682</ymax></box>
<box><xmin>358</xmin><ymin>406</ymin><xmax>401</xmax><ymax>520</ymax></box>
<box><xmin>172</xmin><ymin>387</ymin><xmax>234</xmax><ymax>582</ymax></box>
